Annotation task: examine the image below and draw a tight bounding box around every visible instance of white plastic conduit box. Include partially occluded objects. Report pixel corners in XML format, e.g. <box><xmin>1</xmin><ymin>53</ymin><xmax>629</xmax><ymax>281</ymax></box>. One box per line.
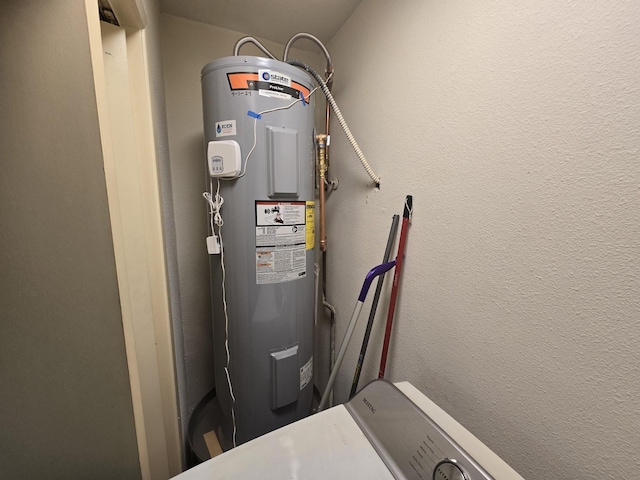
<box><xmin>207</xmin><ymin>140</ymin><xmax>242</xmax><ymax>178</ymax></box>
<box><xmin>171</xmin><ymin>379</ymin><xmax>525</xmax><ymax>480</ymax></box>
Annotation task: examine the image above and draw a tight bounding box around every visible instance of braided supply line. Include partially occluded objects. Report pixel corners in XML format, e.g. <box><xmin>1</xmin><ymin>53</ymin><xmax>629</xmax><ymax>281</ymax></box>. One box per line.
<box><xmin>287</xmin><ymin>59</ymin><xmax>381</xmax><ymax>187</ymax></box>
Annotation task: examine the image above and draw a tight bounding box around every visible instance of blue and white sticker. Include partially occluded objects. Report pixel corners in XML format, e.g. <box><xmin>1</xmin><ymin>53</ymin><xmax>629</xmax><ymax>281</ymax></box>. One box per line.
<box><xmin>215</xmin><ymin>119</ymin><xmax>236</xmax><ymax>137</ymax></box>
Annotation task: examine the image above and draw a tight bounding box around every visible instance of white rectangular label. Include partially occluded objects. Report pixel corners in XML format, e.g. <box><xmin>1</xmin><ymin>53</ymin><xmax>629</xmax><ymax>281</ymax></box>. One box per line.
<box><xmin>255</xmin><ymin>201</ymin><xmax>306</xmax><ymax>285</ymax></box>
<box><xmin>300</xmin><ymin>357</ymin><xmax>313</xmax><ymax>390</ymax></box>
<box><xmin>215</xmin><ymin>119</ymin><xmax>236</xmax><ymax>137</ymax></box>
<box><xmin>259</xmin><ymin>89</ymin><xmax>291</xmax><ymax>100</ymax></box>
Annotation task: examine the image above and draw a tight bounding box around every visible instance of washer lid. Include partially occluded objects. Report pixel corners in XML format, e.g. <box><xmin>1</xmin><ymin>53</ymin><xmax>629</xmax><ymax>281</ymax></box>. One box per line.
<box><xmin>172</xmin><ymin>399</ymin><xmax>392</xmax><ymax>480</ymax></box>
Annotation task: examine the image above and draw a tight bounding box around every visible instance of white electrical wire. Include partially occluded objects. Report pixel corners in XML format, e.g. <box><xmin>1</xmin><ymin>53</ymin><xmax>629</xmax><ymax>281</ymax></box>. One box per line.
<box><xmin>203</xmin><ymin>179</ymin><xmax>237</xmax><ymax>448</ymax></box>
<box><xmin>203</xmin><ymin>178</ymin><xmax>224</xmax><ymax>230</ymax></box>
<box><xmin>238</xmin><ymin>117</ymin><xmax>258</xmax><ymax>179</ymax></box>
<box><xmin>238</xmin><ymin>86</ymin><xmax>320</xmax><ymax>178</ymax></box>
<box><xmin>218</xmin><ymin>222</ymin><xmax>237</xmax><ymax>448</ymax></box>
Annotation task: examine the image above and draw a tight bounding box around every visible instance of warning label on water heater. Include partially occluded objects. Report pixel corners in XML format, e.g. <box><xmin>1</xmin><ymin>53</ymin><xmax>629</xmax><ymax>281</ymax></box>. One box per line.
<box><xmin>300</xmin><ymin>356</ymin><xmax>313</xmax><ymax>391</ymax></box>
<box><xmin>255</xmin><ymin>201</ymin><xmax>307</xmax><ymax>284</ymax></box>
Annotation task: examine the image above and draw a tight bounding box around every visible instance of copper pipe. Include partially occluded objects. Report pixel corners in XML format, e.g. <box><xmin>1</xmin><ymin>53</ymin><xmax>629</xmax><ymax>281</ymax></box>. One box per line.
<box><xmin>320</xmin><ymin>73</ymin><xmax>333</xmax><ymax>402</ymax></box>
<box><xmin>316</xmin><ymin>134</ymin><xmax>327</xmax><ymax>252</ymax></box>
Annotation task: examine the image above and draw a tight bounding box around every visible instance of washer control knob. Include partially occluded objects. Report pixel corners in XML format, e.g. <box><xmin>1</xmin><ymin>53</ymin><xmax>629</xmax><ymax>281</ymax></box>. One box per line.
<box><xmin>433</xmin><ymin>459</ymin><xmax>469</xmax><ymax>480</ymax></box>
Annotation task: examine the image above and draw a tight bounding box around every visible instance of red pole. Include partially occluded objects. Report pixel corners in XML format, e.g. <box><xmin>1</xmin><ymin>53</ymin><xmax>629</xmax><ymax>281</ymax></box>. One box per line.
<box><xmin>378</xmin><ymin>195</ymin><xmax>412</xmax><ymax>378</ymax></box>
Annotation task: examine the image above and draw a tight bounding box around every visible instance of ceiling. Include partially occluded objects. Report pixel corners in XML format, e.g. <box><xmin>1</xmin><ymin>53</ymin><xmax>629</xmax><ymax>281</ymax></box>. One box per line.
<box><xmin>159</xmin><ymin>0</ymin><xmax>363</xmax><ymax>47</ymax></box>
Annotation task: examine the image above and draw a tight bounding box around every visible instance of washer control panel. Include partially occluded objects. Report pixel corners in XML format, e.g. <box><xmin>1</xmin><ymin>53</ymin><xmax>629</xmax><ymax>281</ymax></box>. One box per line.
<box><xmin>346</xmin><ymin>380</ymin><xmax>493</xmax><ymax>480</ymax></box>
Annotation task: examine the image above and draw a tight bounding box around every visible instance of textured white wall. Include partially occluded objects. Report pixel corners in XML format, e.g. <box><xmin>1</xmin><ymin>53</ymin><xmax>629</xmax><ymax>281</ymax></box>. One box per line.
<box><xmin>324</xmin><ymin>1</ymin><xmax>640</xmax><ymax>478</ymax></box>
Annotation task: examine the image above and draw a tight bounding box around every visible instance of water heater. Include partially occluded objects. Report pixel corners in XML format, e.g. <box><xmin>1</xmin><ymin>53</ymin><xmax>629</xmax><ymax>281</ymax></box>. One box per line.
<box><xmin>201</xmin><ymin>56</ymin><xmax>316</xmax><ymax>448</ymax></box>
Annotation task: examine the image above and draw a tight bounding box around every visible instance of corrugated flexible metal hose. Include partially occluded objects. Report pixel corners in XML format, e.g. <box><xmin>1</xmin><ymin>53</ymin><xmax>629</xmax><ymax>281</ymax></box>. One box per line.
<box><xmin>287</xmin><ymin>59</ymin><xmax>381</xmax><ymax>187</ymax></box>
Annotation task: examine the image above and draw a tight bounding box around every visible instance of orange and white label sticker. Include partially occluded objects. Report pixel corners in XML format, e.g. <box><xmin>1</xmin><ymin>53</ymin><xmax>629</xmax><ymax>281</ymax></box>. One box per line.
<box><xmin>227</xmin><ymin>72</ymin><xmax>311</xmax><ymax>102</ymax></box>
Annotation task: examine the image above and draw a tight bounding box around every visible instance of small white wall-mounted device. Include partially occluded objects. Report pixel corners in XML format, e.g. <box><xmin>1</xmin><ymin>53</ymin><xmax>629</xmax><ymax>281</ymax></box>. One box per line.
<box><xmin>207</xmin><ymin>140</ymin><xmax>242</xmax><ymax>178</ymax></box>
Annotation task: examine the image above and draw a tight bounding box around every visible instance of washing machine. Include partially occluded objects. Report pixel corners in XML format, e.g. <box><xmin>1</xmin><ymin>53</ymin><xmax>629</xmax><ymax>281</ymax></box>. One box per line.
<box><xmin>172</xmin><ymin>379</ymin><xmax>525</xmax><ymax>480</ymax></box>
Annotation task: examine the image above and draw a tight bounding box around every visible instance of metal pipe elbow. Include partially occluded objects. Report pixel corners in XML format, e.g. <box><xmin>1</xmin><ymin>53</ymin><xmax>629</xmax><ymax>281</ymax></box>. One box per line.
<box><xmin>233</xmin><ymin>36</ymin><xmax>278</xmax><ymax>59</ymax></box>
<box><xmin>283</xmin><ymin>32</ymin><xmax>333</xmax><ymax>72</ymax></box>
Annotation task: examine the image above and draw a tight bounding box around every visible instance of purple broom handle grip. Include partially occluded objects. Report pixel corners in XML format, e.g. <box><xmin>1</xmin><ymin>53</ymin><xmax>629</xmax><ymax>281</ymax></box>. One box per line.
<box><xmin>358</xmin><ymin>260</ymin><xmax>396</xmax><ymax>302</ymax></box>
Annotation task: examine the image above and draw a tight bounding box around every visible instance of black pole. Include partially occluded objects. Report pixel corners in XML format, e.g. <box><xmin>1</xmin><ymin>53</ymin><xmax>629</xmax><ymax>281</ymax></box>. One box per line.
<box><xmin>349</xmin><ymin>214</ymin><xmax>400</xmax><ymax>398</ymax></box>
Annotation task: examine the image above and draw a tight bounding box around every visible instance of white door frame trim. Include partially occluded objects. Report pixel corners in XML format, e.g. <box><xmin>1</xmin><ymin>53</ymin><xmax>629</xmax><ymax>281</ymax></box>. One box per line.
<box><xmin>85</xmin><ymin>1</ymin><xmax>181</xmax><ymax>477</ymax></box>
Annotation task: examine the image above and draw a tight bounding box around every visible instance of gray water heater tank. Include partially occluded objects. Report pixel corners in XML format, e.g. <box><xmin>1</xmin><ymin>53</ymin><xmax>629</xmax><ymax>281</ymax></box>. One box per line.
<box><xmin>201</xmin><ymin>56</ymin><xmax>315</xmax><ymax>448</ymax></box>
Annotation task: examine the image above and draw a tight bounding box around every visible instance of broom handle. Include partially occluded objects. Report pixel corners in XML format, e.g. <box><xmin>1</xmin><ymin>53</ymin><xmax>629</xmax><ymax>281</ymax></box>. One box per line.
<box><xmin>378</xmin><ymin>196</ymin><xmax>412</xmax><ymax>378</ymax></box>
<box><xmin>318</xmin><ymin>260</ymin><xmax>396</xmax><ymax>411</ymax></box>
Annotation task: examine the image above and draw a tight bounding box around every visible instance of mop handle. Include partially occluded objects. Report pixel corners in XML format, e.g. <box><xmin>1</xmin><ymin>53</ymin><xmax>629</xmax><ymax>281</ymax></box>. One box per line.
<box><xmin>318</xmin><ymin>260</ymin><xmax>396</xmax><ymax>411</ymax></box>
<box><xmin>378</xmin><ymin>195</ymin><xmax>412</xmax><ymax>379</ymax></box>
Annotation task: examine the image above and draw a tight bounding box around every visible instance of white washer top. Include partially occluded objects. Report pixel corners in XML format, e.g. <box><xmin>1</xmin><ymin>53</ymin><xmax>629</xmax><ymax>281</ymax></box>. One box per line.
<box><xmin>172</xmin><ymin>381</ymin><xmax>524</xmax><ymax>480</ymax></box>
<box><xmin>174</xmin><ymin>400</ymin><xmax>392</xmax><ymax>480</ymax></box>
